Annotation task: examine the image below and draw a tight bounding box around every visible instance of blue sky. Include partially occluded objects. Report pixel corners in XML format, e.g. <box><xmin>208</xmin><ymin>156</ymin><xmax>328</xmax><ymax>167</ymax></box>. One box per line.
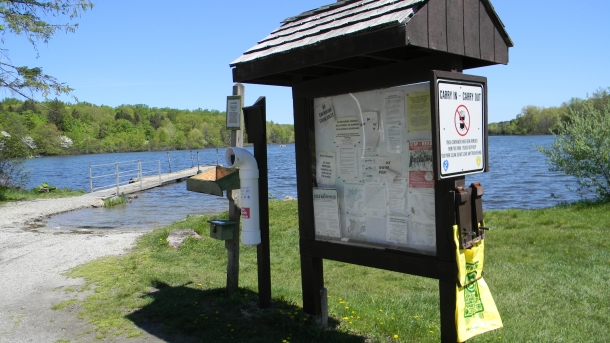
<box><xmin>2</xmin><ymin>0</ymin><xmax>609</xmax><ymax>124</ymax></box>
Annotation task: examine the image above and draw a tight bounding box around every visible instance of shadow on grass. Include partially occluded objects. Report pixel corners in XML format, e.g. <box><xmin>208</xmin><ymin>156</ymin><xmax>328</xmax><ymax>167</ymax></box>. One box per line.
<box><xmin>127</xmin><ymin>281</ymin><xmax>366</xmax><ymax>343</ymax></box>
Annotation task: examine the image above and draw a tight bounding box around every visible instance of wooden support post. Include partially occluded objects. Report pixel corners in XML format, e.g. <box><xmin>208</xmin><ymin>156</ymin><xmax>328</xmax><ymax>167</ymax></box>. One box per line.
<box><xmin>255</xmin><ymin>135</ymin><xmax>272</xmax><ymax>308</ymax></box>
<box><xmin>245</xmin><ymin>97</ymin><xmax>272</xmax><ymax>308</ymax></box>
<box><xmin>292</xmin><ymin>94</ymin><xmax>326</xmax><ymax>324</ymax></box>
<box><xmin>436</xmin><ymin>177</ymin><xmax>461</xmax><ymax>343</ymax></box>
<box><xmin>438</xmin><ymin>62</ymin><xmax>463</xmax><ymax>342</ymax></box>
<box><xmin>440</xmin><ymin>279</ymin><xmax>458</xmax><ymax>343</ymax></box>
<box><xmin>225</xmin><ymin>83</ymin><xmax>244</xmax><ymax>296</ymax></box>
<box><xmin>301</xmin><ymin>255</ymin><xmax>325</xmax><ymax>325</ymax></box>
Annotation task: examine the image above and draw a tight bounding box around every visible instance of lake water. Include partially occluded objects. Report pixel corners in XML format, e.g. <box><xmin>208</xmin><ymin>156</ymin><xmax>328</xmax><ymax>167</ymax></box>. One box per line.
<box><xmin>22</xmin><ymin>136</ymin><xmax>592</xmax><ymax>231</ymax></box>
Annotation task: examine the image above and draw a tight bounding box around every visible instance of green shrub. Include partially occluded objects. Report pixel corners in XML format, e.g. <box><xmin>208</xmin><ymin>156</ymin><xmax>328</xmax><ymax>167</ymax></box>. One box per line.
<box><xmin>538</xmin><ymin>101</ymin><xmax>610</xmax><ymax>199</ymax></box>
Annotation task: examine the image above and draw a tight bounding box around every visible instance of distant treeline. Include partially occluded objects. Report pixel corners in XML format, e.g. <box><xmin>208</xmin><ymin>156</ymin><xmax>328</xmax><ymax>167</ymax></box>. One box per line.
<box><xmin>489</xmin><ymin>87</ymin><xmax>610</xmax><ymax>135</ymax></box>
<box><xmin>0</xmin><ymin>99</ymin><xmax>294</xmax><ymax>155</ymax></box>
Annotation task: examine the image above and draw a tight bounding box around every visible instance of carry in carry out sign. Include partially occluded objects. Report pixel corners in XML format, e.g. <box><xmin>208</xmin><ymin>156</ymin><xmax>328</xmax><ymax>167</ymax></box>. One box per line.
<box><xmin>436</xmin><ymin>78</ymin><xmax>486</xmax><ymax>178</ymax></box>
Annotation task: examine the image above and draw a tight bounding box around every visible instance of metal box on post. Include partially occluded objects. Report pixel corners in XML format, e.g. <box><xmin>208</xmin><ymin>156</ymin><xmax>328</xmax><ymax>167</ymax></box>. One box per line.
<box><xmin>186</xmin><ymin>166</ymin><xmax>240</xmax><ymax>196</ymax></box>
<box><xmin>208</xmin><ymin>220</ymin><xmax>237</xmax><ymax>240</ymax></box>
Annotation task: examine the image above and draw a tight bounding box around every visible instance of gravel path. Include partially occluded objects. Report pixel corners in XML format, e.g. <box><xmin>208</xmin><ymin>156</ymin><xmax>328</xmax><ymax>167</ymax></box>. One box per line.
<box><xmin>0</xmin><ymin>194</ymin><xmax>100</xmax><ymax>231</ymax></box>
<box><xmin>0</xmin><ymin>195</ymin><xmax>167</xmax><ymax>342</ymax></box>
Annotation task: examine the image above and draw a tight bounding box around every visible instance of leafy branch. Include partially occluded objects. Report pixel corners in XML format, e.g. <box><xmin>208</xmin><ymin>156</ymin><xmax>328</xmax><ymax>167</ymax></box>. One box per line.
<box><xmin>0</xmin><ymin>0</ymin><xmax>93</xmax><ymax>99</ymax></box>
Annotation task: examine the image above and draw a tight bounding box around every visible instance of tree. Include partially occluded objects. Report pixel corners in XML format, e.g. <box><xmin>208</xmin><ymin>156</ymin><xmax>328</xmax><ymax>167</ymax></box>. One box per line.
<box><xmin>0</xmin><ymin>134</ymin><xmax>29</xmax><ymax>187</ymax></box>
<box><xmin>537</xmin><ymin>102</ymin><xmax>610</xmax><ymax>200</ymax></box>
<box><xmin>0</xmin><ymin>0</ymin><xmax>93</xmax><ymax>99</ymax></box>
<box><xmin>47</xmin><ymin>98</ymin><xmax>67</xmax><ymax>127</ymax></box>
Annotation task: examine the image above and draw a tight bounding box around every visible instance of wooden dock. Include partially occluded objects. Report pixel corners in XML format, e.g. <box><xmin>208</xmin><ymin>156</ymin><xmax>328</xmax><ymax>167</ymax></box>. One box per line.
<box><xmin>85</xmin><ymin>165</ymin><xmax>215</xmax><ymax>199</ymax></box>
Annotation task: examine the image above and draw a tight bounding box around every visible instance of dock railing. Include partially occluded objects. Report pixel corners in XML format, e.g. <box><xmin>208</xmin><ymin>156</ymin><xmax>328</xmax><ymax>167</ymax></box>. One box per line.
<box><xmin>89</xmin><ymin>160</ymin><xmax>161</xmax><ymax>194</ymax></box>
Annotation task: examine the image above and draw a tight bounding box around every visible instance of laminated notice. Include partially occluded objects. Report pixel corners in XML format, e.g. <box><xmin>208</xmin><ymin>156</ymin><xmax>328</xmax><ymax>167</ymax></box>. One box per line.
<box><xmin>313</xmin><ymin>188</ymin><xmax>341</xmax><ymax>238</ymax></box>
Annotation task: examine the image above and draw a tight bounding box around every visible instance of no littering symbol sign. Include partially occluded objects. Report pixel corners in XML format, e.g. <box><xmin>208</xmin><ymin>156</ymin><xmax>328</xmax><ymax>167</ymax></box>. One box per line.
<box><xmin>454</xmin><ymin>105</ymin><xmax>470</xmax><ymax>136</ymax></box>
<box><xmin>437</xmin><ymin>78</ymin><xmax>485</xmax><ymax>179</ymax></box>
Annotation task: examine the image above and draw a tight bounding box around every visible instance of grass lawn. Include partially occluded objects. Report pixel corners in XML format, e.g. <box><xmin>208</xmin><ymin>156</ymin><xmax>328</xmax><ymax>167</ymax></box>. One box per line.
<box><xmin>0</xmin><ymin>186</ymin><xmax>85</xmax><ymax>203</ymax></box>
<box><xmin>67</xmin><ymin>200</ymin><xmax>610</xmax><ymax>342</ymax></box>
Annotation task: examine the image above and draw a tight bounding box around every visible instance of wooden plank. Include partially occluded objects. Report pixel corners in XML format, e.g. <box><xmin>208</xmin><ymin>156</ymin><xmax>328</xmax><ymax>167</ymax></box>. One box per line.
<box><xmin>494</xmin><ymin>27</ymin><xmax>509</xmax><ymax>64</ymax></box>
<box><xmin>427</xmin><ymin>0</ymin><xmax>447</xmax><ymax>52</ymax></box>
<box><xmin>463</xmin><ymin>0</ymin><xmax>480</xmax><ymax>59</ymax></box>
<box><xmin>293</xmin><ymin>54</ymin><xmax>452</xmax><ymax>99</ymax></box>
<box><xmin>405</xmin><ymin>3</ymin><xmax>428</xmax><ymax>47</ymax></box>
<box><xmin>233</xmin><ymin>25</ymin><xmax>407</xmax><ymax>84</ymax></box>
<box><xmin>300</xmin><ymin>239</ymin><xmax>456</xmax><ymax>281</ymax></box>
<box><xmin>479</xmin><ymin>2</ymin><xmax>495</xmax><ymax>62</ymax></box>
<box><xmin>446</xmin><ymin>0</ymin><xmax>465</xmax><ymax>56</ymax></box>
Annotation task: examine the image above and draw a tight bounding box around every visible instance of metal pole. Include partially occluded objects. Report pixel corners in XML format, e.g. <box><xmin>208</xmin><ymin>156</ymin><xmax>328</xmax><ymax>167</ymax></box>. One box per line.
<box><xmin>89</xmin><ymin>165</ymin><xmax>93</xmax><ymax>192</ymax></box>
<box><xmin>138</xmin><ymin>160</ymin><xmax>142</xmax><ymax>190</ymax></box>
<box><xmin>197</xmin><ymin>151</ymin><xmax>201</xmax><ymax>174</ymax></box>
<box><xmin>115</xmin><ymin>162</ymin><xmax>119</xmax><ymax>196</ymax></box>
<box><xmin>167</xmin><ymin>152</ymin><xmax>172</xmax><ymax>173</ymax></box>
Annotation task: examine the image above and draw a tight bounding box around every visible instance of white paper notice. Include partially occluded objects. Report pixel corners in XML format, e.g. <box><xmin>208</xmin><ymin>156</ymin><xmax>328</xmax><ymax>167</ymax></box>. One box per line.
<box><xmin>335</xmin><ymin>117</ymin><xmax>361</xmax><ymax>145</ymax></box>
<box><xmin>409</xmin><ymin>220</ymin><xmax>436</xmax><ymax>247</ymax></box>
<box><xmin>226</xmin><ymin>97</ymin><xmax>241</xmax><ymax>129</ymax></box>
<box><xmin>362</xmin><ymin>112</ymin><xmax>379</xmax><ymax>151</ymax></box>
<box><xmin>337</xmin><ymin>145</ymin><xmax>358</xmax><ymax>180</ymax></box>
<box><xmin>376</xmin><ymin>156</ymin><xmax>402</xmax><ymax>181</ymax></box>
<box><xmin>315</xmin><ymin>100</ymin><xmax>336</xmax><ymax>128</ymax></box>
<box><xmin>383</xmin><ymin>91</ymin><xmax>405</xmax><ymax>152</ymax></box>
<box><xmin>344</xmin><ymin>182</ymin><xmax>364</xmax><ymax>214</ymax></box>
<box><xmin>364</xmin><ymin>185</ymin><xmax>387</xmax><ymax>219</ymax></box>
<box><xmin>408</xmin><ymin>189</ymin><xmax>435</xmax><ymax>224</ymax></box>
<box><xmin>345</xmin><ymin>212</ymin><xmax>366</xmax><ymax>240</ymax></box>
<box><xmin>384</xmin><ymin>169</ymin><xmax>401</xmax><ymax>184</ymax></box>
<box><xmin>387</xmin><ymin>215</ymin><xmax>408</xmax><ymax>244</ymax></box>
<box><xmin>387</xmin><ymin>184</ymin><xmax>407</xmax><ymax>215</ymax></box>
<box><xmin>316</xmin><ymin>151</ymin><xmax>336</xmax><ymax>188</ymax></box>
<box><xmin>387</xmin><ymin>124</ymin><xmax>403</xmax><ymax>153</ymax></box>
<box><xmin>313</xmin><ymin>188</ymin><xmax>341</xmax><ymax>238</ymax></box>
<box><xmin>360</xmin><ymin>156</ymin><xmax>401</xmax><ymax>184</ymax></box>
<box><xmin>361</xmin><ymin>156</ymin><xmax>380</xmax><ymax>184</ymax></box>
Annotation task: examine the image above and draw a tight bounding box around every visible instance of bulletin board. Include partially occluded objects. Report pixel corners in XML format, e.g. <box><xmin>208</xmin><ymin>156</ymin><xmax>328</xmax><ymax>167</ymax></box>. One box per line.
<box><xmin>312</xmin><ymin>83</ymin><xmax>437</xmax><ymax>255</ymax></box>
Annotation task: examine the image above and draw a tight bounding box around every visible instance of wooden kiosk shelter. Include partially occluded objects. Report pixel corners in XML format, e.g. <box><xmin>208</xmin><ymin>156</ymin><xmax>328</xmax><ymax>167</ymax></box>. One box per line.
<box><xmin>231</xmin><ymin>0</ymin><xmax>512</xmax><ymax>341</ymax></box>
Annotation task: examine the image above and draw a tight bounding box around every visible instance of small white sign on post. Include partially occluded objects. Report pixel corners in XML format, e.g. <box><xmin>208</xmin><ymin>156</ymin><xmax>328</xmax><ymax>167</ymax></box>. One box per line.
<box><xmin>437</xmin><ymin>79</ymin><xmax>485</xmax><ymax>178</ymax></box>
<box><xmin>226</xmin><ymin>95</ymin><xmax>242</xmax><ymax>130</ymax></box>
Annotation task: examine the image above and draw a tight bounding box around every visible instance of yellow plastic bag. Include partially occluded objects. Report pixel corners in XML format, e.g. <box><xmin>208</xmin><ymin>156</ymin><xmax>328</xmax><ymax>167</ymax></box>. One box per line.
<box><xmin>453</xmin><ymin>225</ymin><xmax>485</xmax><ymax>288</ymax></box>
<box><xmin>453</xmin><ymin>225</ymin><xmax>502</xmax><ymax>342</ymax></box>
<box><xmin>456</xmin><ymin>278</ymin><xmax>503</xmax><ymax>342</ymax></box>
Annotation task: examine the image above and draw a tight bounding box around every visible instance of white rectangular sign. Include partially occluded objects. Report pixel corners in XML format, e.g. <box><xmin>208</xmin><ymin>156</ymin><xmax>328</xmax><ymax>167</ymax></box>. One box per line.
<box><xmin>226</xmin><ymin>95</ymin><xmax>242</xmax><ymax>130</ymax></box>
<box><xmin>437</xmin><ymin>80</ymin><xmax>485</xmax><ymax>178</ymax></box>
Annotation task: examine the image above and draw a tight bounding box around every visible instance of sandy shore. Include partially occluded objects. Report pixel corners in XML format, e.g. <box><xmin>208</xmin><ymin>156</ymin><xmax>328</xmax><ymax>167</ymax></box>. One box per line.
<box><xmin>0</xmin><ymin>195</ymin><xmax>160</xmax><ymax>342</ymax></box>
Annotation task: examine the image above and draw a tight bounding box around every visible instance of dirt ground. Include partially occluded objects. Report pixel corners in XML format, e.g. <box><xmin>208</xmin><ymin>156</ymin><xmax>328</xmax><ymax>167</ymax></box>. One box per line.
<box><xmin>0</xmin><ymin>196</ymin><xmax>188</xmax><ymax>342</ymax></box>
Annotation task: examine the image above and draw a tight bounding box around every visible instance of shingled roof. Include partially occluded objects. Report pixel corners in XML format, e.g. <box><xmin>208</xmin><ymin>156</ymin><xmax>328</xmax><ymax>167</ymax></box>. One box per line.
<box><xmin>231</xmin><ymin>0</ymin><xmax>426</xmax><ymax>65</ymax></box>
<box><xmin>231</xmin><ymin>0</ymin><xmax>512</xmax><ymax>86</ymax></box>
